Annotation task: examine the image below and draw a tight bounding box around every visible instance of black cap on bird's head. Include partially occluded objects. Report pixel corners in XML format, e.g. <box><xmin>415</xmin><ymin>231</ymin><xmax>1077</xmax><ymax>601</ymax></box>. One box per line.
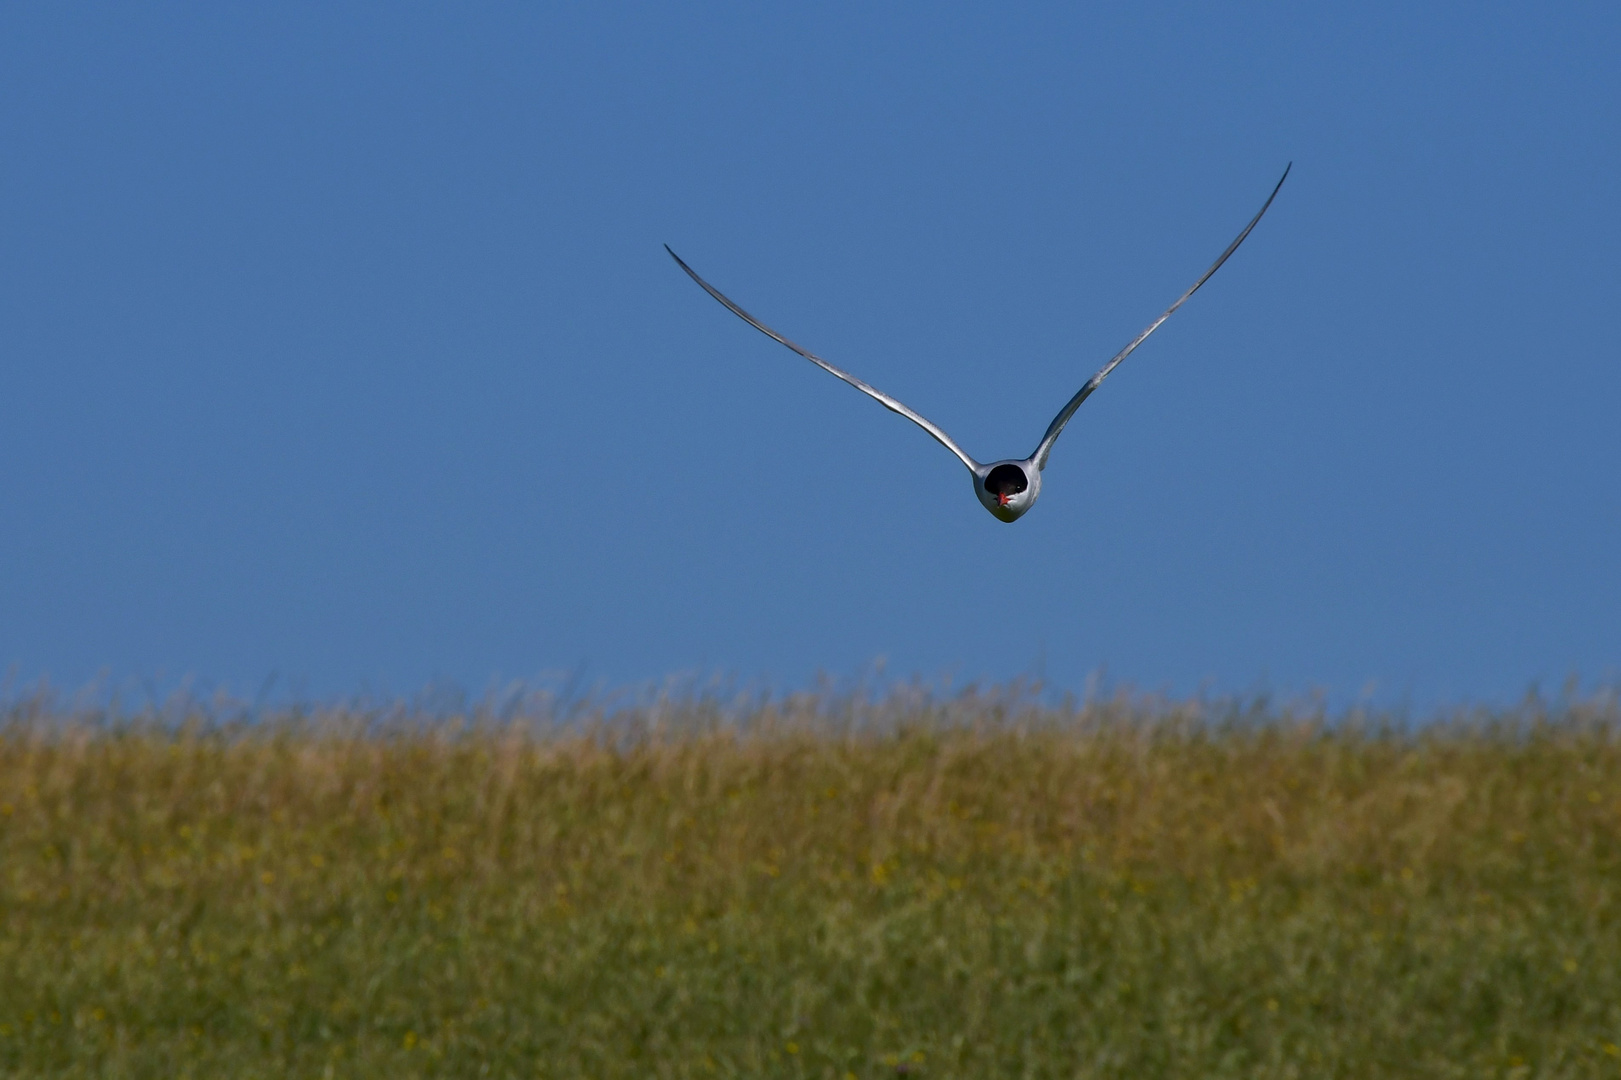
<box><xmin>985</xmin><ymin>462</ymin><xmax>1028</xmax><ymax>506</ymax></box>
<box><xmin>975</xmin><ymin>460</ymin><xmax>1040</xmax><ymax>522</ymax></box>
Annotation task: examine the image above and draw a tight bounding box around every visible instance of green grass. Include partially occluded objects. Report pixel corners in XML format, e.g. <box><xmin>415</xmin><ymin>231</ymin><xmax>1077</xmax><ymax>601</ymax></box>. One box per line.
<box><xmin>2</xmin><ymin>692</ymin><xmax>1619</xmax><ymax>1078</ymax></box>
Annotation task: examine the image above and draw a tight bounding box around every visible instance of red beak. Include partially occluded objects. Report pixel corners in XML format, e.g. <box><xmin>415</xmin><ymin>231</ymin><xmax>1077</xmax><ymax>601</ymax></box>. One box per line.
<box><xmin>998</xmin><ymin>492</ymin><xmax>1011</xmax><ymax>507</ymax></box>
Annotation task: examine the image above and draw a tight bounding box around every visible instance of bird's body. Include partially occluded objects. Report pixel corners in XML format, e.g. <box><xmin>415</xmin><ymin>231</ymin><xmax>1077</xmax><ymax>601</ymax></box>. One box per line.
<box><xmin>667</xmin><ymin>165</ymin><xmax>1290</xmax><ymax>523</ymax></box>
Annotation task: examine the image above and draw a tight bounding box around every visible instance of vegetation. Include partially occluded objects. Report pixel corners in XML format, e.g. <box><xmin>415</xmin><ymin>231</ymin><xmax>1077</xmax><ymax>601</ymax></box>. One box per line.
<box><xmin>1</xmin><ymin>688</ymin><xmax>1619</xmax><ymax>1078</ymax></box>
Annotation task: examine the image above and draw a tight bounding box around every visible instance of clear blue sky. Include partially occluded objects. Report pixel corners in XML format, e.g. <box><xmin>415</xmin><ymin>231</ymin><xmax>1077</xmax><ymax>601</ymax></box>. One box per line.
<box><xmin>2</xmin><ymin>3</ymin><xmax>1617</xmax><ymax>705</ymax></box>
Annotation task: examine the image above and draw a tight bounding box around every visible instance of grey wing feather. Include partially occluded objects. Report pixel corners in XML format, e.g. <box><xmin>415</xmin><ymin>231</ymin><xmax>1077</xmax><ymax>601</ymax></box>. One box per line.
<box><xmin>665</xmin><ymin>245</ymin><xmax>981</xmax><ymax>472</ymax></box>
<box><xmin>1031</xmin><ymin>163</ymin><xmax>1291</xmax><ymax>471</ymax></box>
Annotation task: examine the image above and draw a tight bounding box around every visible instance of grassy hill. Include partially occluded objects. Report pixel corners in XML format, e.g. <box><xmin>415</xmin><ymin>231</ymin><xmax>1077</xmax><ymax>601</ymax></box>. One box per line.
<box><xmin>2</xmin><ymin>690</ymin><xmax>1618</xmax><ymax>1077</ymax></box>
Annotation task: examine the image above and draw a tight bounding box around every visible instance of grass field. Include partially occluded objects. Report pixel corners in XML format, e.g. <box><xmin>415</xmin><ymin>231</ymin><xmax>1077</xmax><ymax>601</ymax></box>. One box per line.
<box><xmin>2</xmin><ymin>689</ymin><xmax>1619</xmax><ymax>1078</ymax></box>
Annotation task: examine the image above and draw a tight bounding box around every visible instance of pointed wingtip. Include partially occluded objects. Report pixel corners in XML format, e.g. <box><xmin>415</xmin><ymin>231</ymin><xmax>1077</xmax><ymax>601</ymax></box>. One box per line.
<box><xmin>1252</xmin><ymin>163</ymin><xmax>1292</xmax><ymax>219</ymax></box>
<box><xmin>664</xmin><ymin>243</ymin><xmax>703</xmax><ymax>277</ymax></box>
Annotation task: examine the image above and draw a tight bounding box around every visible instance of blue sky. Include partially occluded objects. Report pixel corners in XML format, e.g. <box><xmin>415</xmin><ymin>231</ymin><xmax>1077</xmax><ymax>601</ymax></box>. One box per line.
<box><xmin>1</xmin><ymin>3</ymin><xmax>1616</xmax><ymax>705</ymax></box>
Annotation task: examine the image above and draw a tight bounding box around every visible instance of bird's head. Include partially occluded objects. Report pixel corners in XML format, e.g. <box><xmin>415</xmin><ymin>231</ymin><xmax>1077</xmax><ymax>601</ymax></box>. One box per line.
<box><xmin>976</xmin><ymin>460</ymin><xmax>1040</xmax><ymax>523</ymax></box>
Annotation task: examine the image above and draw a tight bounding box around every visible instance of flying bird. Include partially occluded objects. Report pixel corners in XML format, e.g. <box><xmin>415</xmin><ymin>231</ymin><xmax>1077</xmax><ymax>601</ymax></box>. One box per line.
<box><xmin>666</xmin><ymin>165</ymin><xmax>1290</xmax><ymax>523</ymax></box>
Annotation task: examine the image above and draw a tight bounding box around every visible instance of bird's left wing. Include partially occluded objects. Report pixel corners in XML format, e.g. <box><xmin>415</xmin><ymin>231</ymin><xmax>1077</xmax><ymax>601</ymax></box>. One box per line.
<box><xmin>1030</xmin><ymin>163</ymin><xmax>1291</xmax><ymax>471</ymax></box>
<box><xmin>665</xmin><ymin>245</ymin><xmax>981</xmax><ymax>473</ymax></box>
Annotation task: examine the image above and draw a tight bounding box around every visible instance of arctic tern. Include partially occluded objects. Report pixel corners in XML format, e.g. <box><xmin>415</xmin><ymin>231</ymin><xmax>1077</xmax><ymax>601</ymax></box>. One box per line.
<box><xmin>666</xmin><ymin>164</ymin><xmax>1289</xmax><ymax>523</ymax></box>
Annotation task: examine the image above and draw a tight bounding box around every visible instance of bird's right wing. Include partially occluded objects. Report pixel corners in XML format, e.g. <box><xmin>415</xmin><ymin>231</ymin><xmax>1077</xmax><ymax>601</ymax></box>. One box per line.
<box><xmin>1030</xmin><ymin>163</ymin><xmax>1291</xmax><ymax>471</ymax></box>
<box><xmin>665</xmin><ymin>245</ymin><xmax>981</xmax><ymax>473</ymax></box>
